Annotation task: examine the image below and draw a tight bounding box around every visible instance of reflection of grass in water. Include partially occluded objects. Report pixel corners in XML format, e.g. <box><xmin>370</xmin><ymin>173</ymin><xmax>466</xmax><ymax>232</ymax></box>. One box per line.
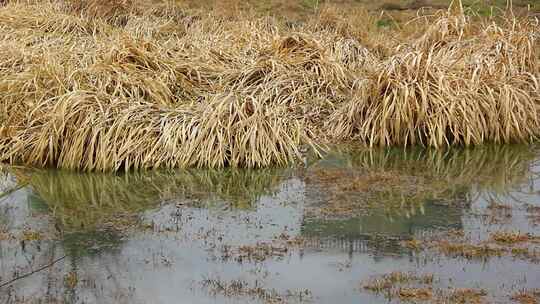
<box><xmin>172</xmin><ymin>169</ymin><xmax>288</xmax><ymax>209</ymax></box>
<box><xmin>308</xmin><ymin>145</ymin><xmax>539</xmax><ymax>219</ymax></box>
<box><xmin>354</xmin><ymin>145</ymin><xmax>539</xmax><ymax>210</ymax></box>
<box><xmin>13</xmin><ymin>168</ymin><xmax>286</xmax><ymax>231</ymax></box>
<box><xmin>0</xmin><ymin>168</ymin><xmax>9</xmax><ymax>232</ymax></box>
<box><xmin>303</xmin><ymin>202</ymin><xmax>463</xmax><ymax>239</ymax></box>
<box><xmin>62</xmin><ymin>230</ymin><xmax>124</xmax><ymax>258</ymax></box>
<box><xmin>350</xmin><ymin>144</ymin><xmax>538</xmax><ymax>192</ymax></box>
<box><xmin>0</xmin><ymin>165</ymin><xmax>27</xmax><ymax>200</ymax></box>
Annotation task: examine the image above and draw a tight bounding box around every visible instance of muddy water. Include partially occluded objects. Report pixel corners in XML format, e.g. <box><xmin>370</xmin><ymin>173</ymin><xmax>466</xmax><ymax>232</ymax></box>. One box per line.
<box><xmin>1</xmin><ymin>145</ymin><xmax>540</xmax><ymax>304</ymax></box>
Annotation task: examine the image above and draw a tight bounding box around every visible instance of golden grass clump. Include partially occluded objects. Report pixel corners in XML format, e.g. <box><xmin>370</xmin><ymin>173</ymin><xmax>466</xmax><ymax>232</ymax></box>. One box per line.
<box><xmin>2</xmin><ymin>92</ymin><xmax>310</xmax><ymax>170</ymax></box>
<box><xmin>0</xmin><ymin>1</ymin><xmax>539</xmax><ymax>171</ymax></box>
<box><xmin>329</xmin><ymin>4</ymin><xmax>540</xmax><ymax>147</ymax></box>
<box><xmin>62</xmin><ymin>0</ymin><xmax>136</xmax><ymax>22</ymax></box>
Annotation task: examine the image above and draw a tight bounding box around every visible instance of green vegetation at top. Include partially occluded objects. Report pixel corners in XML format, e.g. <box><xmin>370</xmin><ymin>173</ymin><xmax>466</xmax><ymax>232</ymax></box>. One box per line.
<box><xmin>171</xmin><ymin>0</ymin><xmax>540</xmax><ymax>19</ymax></box>
<box><xmin>0</xmin><ymin>0</ymin><xmax>538</xmax><ymax>171</ymax></box>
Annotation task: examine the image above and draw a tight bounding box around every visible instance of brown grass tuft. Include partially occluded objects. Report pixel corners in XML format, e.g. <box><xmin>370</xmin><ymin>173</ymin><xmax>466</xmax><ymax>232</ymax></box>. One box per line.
<box><xmin>0</xmin><ymin>1</ymin><xmax>539</xmax><ymax>170</ymax></box>
<box><xmin>329</xmin><ymin>7</ymin><xmax>540</xmax><ymax>147</ymax></box>
<box><xmin>511</xmin><ymin>289</ymin><xmax>540</xmax><ymax>304</ymax></box>
<box><xmin>62</xmin><ymin>0</ymin><xmax>136</xmax><ymax>25</ymax></box>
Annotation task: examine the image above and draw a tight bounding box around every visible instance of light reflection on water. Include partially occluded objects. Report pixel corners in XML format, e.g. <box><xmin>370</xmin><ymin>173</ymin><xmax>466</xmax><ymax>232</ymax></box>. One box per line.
<box><xmin>1</xmin><ymin>145</ymin><xmax>540</xmax><ymax>303</ymax></box>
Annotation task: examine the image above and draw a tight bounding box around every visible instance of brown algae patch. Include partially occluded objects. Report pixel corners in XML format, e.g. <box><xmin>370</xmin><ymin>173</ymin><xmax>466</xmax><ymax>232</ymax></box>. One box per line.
<box><xmin>511</xmin><ymin>289</ymin><xmax>540</xmax><ymax>304</ymax></box>
<box><xmin>435</xmin><ymin>241</ymin><xmax>505</xmax><ymax>259</ymax></box>
<box><xmin>0</xmin><ymin>229</ymin><xmax>53</xmax><ymax>242</ymax></box>
<box><xmin>221</xmin><ymin>243</ymin><xmax>290</xmax><ymax>263</ymax></box>
<box><xmin>362</xmin><ymin>272</ymin><xmax>488</xmax><ymax>303</ymax></box>
<box><xmin>448</xmin><ymin>288</ymin><xmax>488</xmax><ymax>304</ymax></box>
<box><xmin>64</xmin><ymin>271</ymin><xmax>78</xmax><ymax>289</ymax></box>
<box><xmin>402</xmin><ymin>228</ymin><xmax>540</xmax><ymax>261</ymax></box>
<box><xmin>219</xmin><ymin>235</ymin><xmax>305</xmax><ymax>263</ymax></box>
<box><xmin>481</xmin><ymin>200</ymin><xmax>514</xmax><ymax>224</ymax></box>
<box><xmin>400</xmin><ymin>229</ymin><xmax>500</xmax><ymax>259</ymax></box>
<box><xmin>526</xmin><ymin>205</ymin><xmax>540</xmax><ymax>214</ymax></box>
<box><xmin>407</xmin><ymin>238</ymin><xmax>537</xmax><ymax>260</ymax></box>
<box><xmin>486</xmin><ymin>201</ymin><xmax>513</xmax><ymax>212</ymax></box>
<box><xmin>397</xmin><ymin>287</ymin><xmax>433</xmax><ymax>301</ymax></box>
<box><xmin>490</xmin><ymin>231</ymin><xmax>540</xmax><ymax>245</ymax></box>
<box><xmin>200</xmin><ymin>278</ymin><xmax>312</xmax><ymax>303</ymax></box>
<box><xmin>362</xmin><ymin>271</ymin><xmax>435</xmax><ymax>298</ymax></box>
<box><xmin>303</xmin><ymin>168</ymin><xmax>372</xmax><ymax>218</ymax></box>
<box><xmin>21</xmin><ymin>229</ymin><xmax>43</xmax><ymax>241</ymax></box>
<box><xmin>0</xmin><ymin>232</ymin><xmax>11</xmax><ymax>241</ymax></box>
<box><xmin>303</xmin><ymin>166</ymin><xmax>430</xmax><ymax>219</ymax></box>
<box><xmin>526</xmin><ymin>204</ymin><xmax>540</xmax><ymax>226</ymax></box>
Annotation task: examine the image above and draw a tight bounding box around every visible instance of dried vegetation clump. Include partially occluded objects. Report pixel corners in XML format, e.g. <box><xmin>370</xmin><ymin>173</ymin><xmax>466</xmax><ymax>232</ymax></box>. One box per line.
<box><xmin>491</xmin><ymin>231</ymin><xmax>540</xmax><ymax>245</ymax></box>
<box><xmin>219</xmin><ymin>234</ymin><xmax>305</xmax><ymax>263</ymax></box>
<box><xmin>303</xmin><ymin>166</ymin><xmax>419</xmax><ymax>218</ymax></box>
<box><xmin>447</xmin><ymin>288</ymin><xmax>488</xmax><ymax>304</ymax></box>
<box><xmin>0</xmin><ymin>231</ymin><xmax>11</xmax><ymax>241</ymax></box>
<box><xmin>362</xmin><ymin>271</ymin><xmax>489</xmax><ymax>303</ymax></box>
<box><xmin>511</xmin><ymin>289</ymin><xmax>540</xmax><ymax>304</ymax></box>
<box><xmin>526</xmin><ymin>204</ymin><xmax>540</xmax><ymax>226</ymax></box>
<box><xmin>403</xmin><ymin>228</ymin><xmax>540</xmax><ymax>262</ymax></box>
<box><xmin>0</xmin><ymin>0</ymin><xmax>538</xmax><ymax>171</ymax></box>
<box><xmin>200</xmin><ymin>277</ymin><xmax>312</xmax><ymax>303</ymax></box>
<box><xmin>436</xmin><ymin>240</ymin><xmax>506</xmax><ymax>258</ymax></box>
<box><xmin>362</xmin><ymin>271</ymin><xmax>435</xmax><ymax>293</ymax></box>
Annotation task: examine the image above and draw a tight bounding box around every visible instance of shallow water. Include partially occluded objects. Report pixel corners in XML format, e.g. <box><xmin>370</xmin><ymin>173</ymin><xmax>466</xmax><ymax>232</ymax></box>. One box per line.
<box><xmin>1</xmin><ymin>145</ymin><xmax>540</xmax><ymax>303</ymax></box>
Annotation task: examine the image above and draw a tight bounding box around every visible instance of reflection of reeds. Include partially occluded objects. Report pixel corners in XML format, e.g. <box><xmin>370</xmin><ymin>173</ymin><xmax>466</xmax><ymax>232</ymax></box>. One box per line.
<box><xmin>350</xmin><ymin>145</ymin><xmax>538</xmax><ymax>192</ymax></box>
<box><xmin>0</xmin><ymin>166</ymin><xmax>27</xmax><ymax>200</ymax></box>
<box><xmin>307</xmin><ymin>145</ymin><xmax>539</xmax><ymax>219</ymax></box>
<box><xmin>13</xmin><ymin>168</ymin><xmax>286</xmax><ymax>230</ymax></box>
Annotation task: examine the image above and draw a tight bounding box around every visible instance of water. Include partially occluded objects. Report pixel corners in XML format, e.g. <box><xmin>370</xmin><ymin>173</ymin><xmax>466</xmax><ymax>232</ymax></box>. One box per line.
<box><xmin>1</xmin><ymin>145</ymin><xmax>540</xmax><ymax>303</ymax></box>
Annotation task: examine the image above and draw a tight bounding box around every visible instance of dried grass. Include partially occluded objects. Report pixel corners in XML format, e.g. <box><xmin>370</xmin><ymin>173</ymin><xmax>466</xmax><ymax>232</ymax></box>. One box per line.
<box><xmin>0</xmin><ymin>0</ymin><xmax>538</xmax><ymax>170</ymax></box>
<box><xmin>329</xmin><ymin>2</ymin><xmax>540</xmax><ymax>147</ymax></box>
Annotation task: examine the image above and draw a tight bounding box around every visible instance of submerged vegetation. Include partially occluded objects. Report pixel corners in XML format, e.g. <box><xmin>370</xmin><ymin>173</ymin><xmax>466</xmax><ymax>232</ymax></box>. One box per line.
<box><xmin>0</xmin><ymin>0</ymin><xmax>538</xmax><ymax>170</ymax></box>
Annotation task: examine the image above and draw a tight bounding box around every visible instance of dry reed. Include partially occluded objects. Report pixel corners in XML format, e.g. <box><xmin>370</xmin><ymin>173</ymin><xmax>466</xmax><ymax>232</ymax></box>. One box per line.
<box><xmin>0</xmin><ymin>0</ymin><xmax>538</xmax><ymax>170</ymax></box>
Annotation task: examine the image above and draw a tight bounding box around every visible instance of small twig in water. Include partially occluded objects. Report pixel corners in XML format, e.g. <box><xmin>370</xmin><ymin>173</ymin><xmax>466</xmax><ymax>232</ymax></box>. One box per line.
<box><xmin>0</xmin><ymin>183</ymin><xmax>28</xmax><ymax>201</ymax></box>
<box><xmin>0</xmin><ymin>255</ymin><xmax>66</xmax><ymax>289</ymax></box>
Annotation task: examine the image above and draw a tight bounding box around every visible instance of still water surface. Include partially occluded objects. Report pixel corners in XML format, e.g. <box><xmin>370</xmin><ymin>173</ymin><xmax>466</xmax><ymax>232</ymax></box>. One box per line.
<box><xmin>1</xmin><ymin>145</ymin><xmax>540</xmax><ymax>303</ymax></box>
